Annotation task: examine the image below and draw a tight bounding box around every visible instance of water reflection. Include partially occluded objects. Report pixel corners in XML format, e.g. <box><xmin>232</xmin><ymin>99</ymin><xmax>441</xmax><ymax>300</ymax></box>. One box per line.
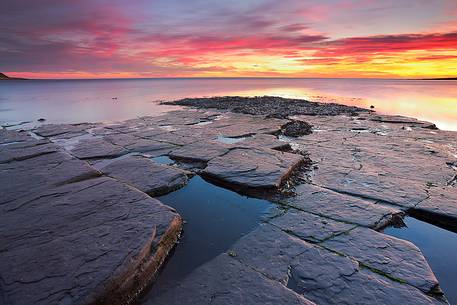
<box><xmin>142</xmin><ymin>176</ymin><xmax>273</xmax><ymax>300</ymax></box>
<box><xmin>0</xmin><ymin>78</ymin><xmax>456</xmax><ymax>130</ymax></box>
<box><xmin>384</xmin><ymin>216</ymin><xmax>457</xmax><ymax>304</ymax></box>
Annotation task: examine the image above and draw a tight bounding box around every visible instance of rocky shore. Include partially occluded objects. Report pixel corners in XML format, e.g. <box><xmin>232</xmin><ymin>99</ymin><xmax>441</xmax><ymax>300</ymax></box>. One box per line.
<box><xmin>1</xmin><ymin>96</ymin><xmax>456</xmax><ymax>304</ymax></box>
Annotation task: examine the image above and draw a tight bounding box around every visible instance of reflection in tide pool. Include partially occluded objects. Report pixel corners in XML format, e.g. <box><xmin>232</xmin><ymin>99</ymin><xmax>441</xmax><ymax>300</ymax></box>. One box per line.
<box><xmin>384</xmin><ymin>217</ymin><xmax>457</xmax><ymax>304</ymax></box>
<box><xmin>142</xmin><ymin>176</ymin><xmax>273</xmax><ymax>300</ymax></box>
<box><xmin>0</xmin><ymin>78</ymin><xmax>456</xmax><ymax>130</ymax></box>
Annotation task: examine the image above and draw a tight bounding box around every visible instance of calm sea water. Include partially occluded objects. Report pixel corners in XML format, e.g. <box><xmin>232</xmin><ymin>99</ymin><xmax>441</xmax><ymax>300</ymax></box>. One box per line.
<box><xmin>0</xmin><ymin>78</ymin><xmax>456</xmax><ymax>130</ymax></box>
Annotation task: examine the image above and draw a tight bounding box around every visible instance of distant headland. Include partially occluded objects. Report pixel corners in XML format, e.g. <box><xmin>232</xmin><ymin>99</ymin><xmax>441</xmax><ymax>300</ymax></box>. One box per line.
<box><xmin>0</xmin><ymin>72</ymin><xmax>27</xmax><ymax>80</ymax></box>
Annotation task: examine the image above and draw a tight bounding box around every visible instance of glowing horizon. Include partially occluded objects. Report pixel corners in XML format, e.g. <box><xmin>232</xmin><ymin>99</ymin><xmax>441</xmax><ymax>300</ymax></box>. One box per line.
<box><xmin>2</xmin><ymin>0</ymin><xmax>457</xmax><ymax>79</ymax></box>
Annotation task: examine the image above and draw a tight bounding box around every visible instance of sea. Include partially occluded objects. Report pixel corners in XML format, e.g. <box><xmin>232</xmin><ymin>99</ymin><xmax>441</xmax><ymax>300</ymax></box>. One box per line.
<box><xmin>0</xmin><ymin>78</ymin><xmax>456</xmax><ymax>130</ymax></box>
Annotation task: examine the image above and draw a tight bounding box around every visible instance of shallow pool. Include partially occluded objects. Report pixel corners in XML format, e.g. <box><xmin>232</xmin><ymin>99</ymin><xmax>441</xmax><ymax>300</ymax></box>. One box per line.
<box><xmin>141</xmin><ymin>176</ymin><xmax>274</xmax><ymax>301</ymax></box>
<box><xmin>384</xmin><ymin>216</ymin><xmax>457</xmax><ymax>304</ymax></box>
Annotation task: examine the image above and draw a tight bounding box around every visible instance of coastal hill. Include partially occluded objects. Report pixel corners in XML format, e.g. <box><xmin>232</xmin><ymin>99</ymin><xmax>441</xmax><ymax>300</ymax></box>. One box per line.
<box><xmin>0</xmin><ymin>72</ymin><xmax>26</xmax><ymax>80</ymax></box>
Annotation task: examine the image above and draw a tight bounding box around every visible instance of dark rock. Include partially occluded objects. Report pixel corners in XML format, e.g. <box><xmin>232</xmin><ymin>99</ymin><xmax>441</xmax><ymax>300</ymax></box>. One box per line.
<box><xmin>413</xmin><ymin>186</ymin><xmax>457</xmax><ymax>231</ymax></box>
<box><xmin>104</xmin><ymin>133</ymin><xmax>176</xmax><ymax>154</ymax></box>
<box><xmin>286</xmin><ymin>184</ymin><xmax>403</xmax><ymax>228</ymax></box>
<box><xmin>368</xmin><ymin>114</ymin><xmax>438</xmax><ymax>129</ymax></box>
<box><xmin>0</xmin><ymin>177</ymin><xmax>182</xmax><ymax>305</ymax></box>
<box><xmin>289</xmin><ymin>249</ymin><xmax>442</xmax><ymax>305</ymax></box>
<box><xmin>147</xmin><ymin>253</ymin><xmax>315</xmax><ymax>305</ymax></box>
<box><xmin>0</xmin><ymin>150</ymin><xmax>100</xmax><ymax>205</ymax></box>
<box><xmin>322</xmin><ymin>227</ymin><xmax>440</xmax><ymax>293</ymax></box>
<box><xmin>166</xmin><ymin>96</ymin><xmax>368</xmax><ymax>118</ymax></box>
<box><xmin>34</xmin><ymin>123</ymin><xmax>94</xmax><ymax>137</ymax></box>
<box><xmin>313</xmin><ymin>170</ymin><xmax>428</xmax><ymax>208</ymax></box>
<box><xmin>169</xmin><ymin>140</ymin><xmax>230</xmax><ymax>162</ymax></box>
<box><xmin>99</xmin><ymin>155</ymin><xmax>188</xmax><ymax>196</ymax></box>
<box><xmin>232</xmin><ymin>133</ymin><xmax>291</xmax><ymax>150</ymax></box>
<box><xmin>70</xmin><ymin>138</ymin><xmax>128</xmax><ymax>159</ymax></box>
<box><xmin>268</xmin><ymin>209</ymin><xmax>355</xmax><ymax>243</ymax></box>
<box><xmin>203</xmin><ymin>148</ymin><xmax>304</xmax><ymax>189</ymax></box>
<box><xmin>0</xmin><ymin>129</ymin><xmax>31</xmax><ymax>144</ymax></box>
<box><xmin>0</xmin><ymin>141</ymin><xmax>57</xmax><ymax>163</ymax></box>
<box><xmin>226</xmin><ymin>224</ymin><xmax>443</xmax><ymax>305</ymax></box>
<box><xmin>37</xmin><ymin>118</ymin><xmax>46</xmax><ymax>122</ymax></box>
<box><xmin>281</xmin><ymin>120</ymin><xmax>313</xmax><ymax>137</ymax></box>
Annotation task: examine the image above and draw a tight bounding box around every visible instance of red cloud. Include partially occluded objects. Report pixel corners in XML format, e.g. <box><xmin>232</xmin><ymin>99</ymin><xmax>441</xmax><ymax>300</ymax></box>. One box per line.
<box><xmin>316</xmin><ymin>32</ymin><xmax>457</xmax><ymax>59</ymax></box>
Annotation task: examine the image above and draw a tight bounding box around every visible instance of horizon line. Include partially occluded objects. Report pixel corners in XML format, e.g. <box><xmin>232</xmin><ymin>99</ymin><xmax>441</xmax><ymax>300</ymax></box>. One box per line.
<box><xmin>6</xmin><ymin>76</ymin><xmax>457</xmax><ymax>81</ymax></box>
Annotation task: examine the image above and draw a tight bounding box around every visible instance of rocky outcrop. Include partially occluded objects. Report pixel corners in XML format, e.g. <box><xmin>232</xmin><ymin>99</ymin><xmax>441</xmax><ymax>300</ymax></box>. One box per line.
<box><xmin>166</xmin><ymin>96</ymin><xmax>368</xmax><ymax>118</ymax></box>
<box><xmin>0</xmin><ymin>131</ymin><xmax>183</xmax><ymax>305</ymax></box>
<box><xmin>2</xmin><ymin>96</ymin><xmax>456</xmax><ymax>305</ymax></box>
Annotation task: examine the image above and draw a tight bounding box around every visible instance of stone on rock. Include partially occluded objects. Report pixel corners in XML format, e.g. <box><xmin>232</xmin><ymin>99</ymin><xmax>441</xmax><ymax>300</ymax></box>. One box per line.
<box><xmin>203</xmin><ymin>148</ymin><xmax>304</xmax><ymax>189</ymax></box>
<box><xmin>281</xmin><ymin>120</ymin><xmax>313</xmax><ymax>137</ymax></box>
<box><xmin>148</xmin><ymin>253</ymin><xmax>315</xmax><ymax>305</ymax></box>
<box><xmin>0</xmin><ymin>177</ymin><xmax>182</xmax><ymax>305</ymax></box>
<box><xmin>99</xmin><ymin>155</ymin><xmax>188</xmax><ymax>196</ymax></box>
<box><xmin>322</xmin><ymin>227</ymin><xmax>440</xmax><ymax>293</ymax></box>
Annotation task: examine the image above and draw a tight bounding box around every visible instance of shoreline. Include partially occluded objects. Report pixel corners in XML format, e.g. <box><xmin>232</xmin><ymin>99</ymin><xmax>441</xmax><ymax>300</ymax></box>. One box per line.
<box><xmin>1</xmin><ymin>96</ymin><xmax>456</xmax><ymax>304</ymax></box>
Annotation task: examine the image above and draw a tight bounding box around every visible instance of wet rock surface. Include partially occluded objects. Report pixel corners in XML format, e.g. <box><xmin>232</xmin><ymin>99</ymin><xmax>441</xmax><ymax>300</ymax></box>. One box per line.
<box><xmin>99</xmin><ymin>155</ymin><xmax>188</xmax><ymax>196</ymax></box>
<box><xmin>322</xmin><ymin>227</ymin><xmax>440</xmax><ymax>293</ymax></box>
<box><xmin>2</xmin><ymin>96</ymin><xmax>456</xmax><ymax>304</ymax></box>
<box><xmin>203</xmin><ymin>148</ymin><xmax>304</xmax><ymax>190</ymax></box>
<box><xmin>0</xmin><ymin>130</ymin><xmax>182</xmax><ymax>305</ymax></box>
<box><xmin>148</xmin><ymin>253</ymin><xmax>316</xmax><ymax>305</ymax></box>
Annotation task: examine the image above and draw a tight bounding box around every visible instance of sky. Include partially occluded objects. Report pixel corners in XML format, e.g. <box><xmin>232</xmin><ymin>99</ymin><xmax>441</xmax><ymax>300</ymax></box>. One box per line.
<box><xmin>1</xmin><ymin>0</ymin><xmax>457</xmax><ymax>79</ymax></box>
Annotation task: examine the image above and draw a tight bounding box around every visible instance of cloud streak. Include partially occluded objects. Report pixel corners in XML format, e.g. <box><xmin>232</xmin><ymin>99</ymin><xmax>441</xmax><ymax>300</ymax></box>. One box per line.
<box><xmin>1</xmin><ymin>0</ymin><xmax>456</xmax><ymax>78</ymax></box>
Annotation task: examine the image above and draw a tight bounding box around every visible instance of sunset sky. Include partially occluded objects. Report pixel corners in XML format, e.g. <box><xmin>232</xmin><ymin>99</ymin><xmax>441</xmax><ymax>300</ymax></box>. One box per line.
<box><xmin>1</xmin><ymin>0</ymin><xmax>457</xmax><ymax>79</ymax></box>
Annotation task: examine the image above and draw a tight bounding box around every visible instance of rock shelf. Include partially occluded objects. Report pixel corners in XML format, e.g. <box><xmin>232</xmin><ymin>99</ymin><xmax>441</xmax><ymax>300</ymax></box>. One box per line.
<box><xmin>1</xmin><ymin>96</ymin><xmax>456</xmax><ymax>304</ymax></box>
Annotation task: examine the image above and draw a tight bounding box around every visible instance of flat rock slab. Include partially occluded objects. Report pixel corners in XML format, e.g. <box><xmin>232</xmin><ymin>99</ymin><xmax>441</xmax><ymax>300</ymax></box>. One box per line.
<box><xmin>0</xmin><ymin>140</ymin><xmax>57</xmax><ymax>163</ymax></box>
<box><xmin>232</xmin><ymin>134</ymin><xmax>290</xmax><ymax>150</ymax></box>
<box><xmin>100</xmin><ymin>155</ymin><xmax>188</xmax><ymax>196</ymax></box>
<box><xmin>322</xmin><ymin>227</ymin><xmax>439</xmax><ymax>293</ymax></box>
<box><xmin>269</xmin><ymin>209</ymin><xmax>355</xmax><ymax>243</ymax></box>
<box><xmin>228</xmin><ymin>224</ymin><xmax>442</xmax><ymax>305</ymax></box>
<box><xmin>0</xmin><ymin>150</ymin><xmax>99</xmax><ymax>206</ymax></box>
<box><xmin>169</xmin><ymin>140</ymin><xmax>230</xmax><ymax>162</ymax></box>
<box><xmin>148</xmin><ymin>253</ymin><xmax>315</xmax><ymax>305</ymax></box>
<box><xmin>314</xmin><ymin>170</ymin><xmax>428</xmax><ymax>208</ymax></box>
<box><xmin>1</xmin><ymin>177</ymin><xmax>182</xmax><ymax>305</ymax></box>
<box><xmin>34</xmin><ymin>123</ymin><xmax>94</xmax><ymax>137</ymax></box>
<box><xmin>289</xmin><ymin>247</ymin><xmax>443</xmax><ymax>305</ymax></box>
<box><xmin>104</xmin><ymin>133</ymin><xmax>176</xmax><ymax>154</ymax></box>
<box><xmin>0</xmin><ymin>129</ymin><xmax>31</xmax><ymax>143</ymax></box>
<box><xmin>204</xmin><ymin>148</ymin><xmax>304</xmax><ymax>189</ymax></box>
<box><xmin>414</xmin><ymin>186</ymin><xmax>457</xmax><ymax>231</ymax></box>
<box><xmin>287</xmin><ymin>184</ymin><xmax>402</xmax><ymax>228</ymax></box>
<box><xmin>70</xmin><ymin>137</ymin><xmax>128</xmax><ymax>159</ymax></box>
